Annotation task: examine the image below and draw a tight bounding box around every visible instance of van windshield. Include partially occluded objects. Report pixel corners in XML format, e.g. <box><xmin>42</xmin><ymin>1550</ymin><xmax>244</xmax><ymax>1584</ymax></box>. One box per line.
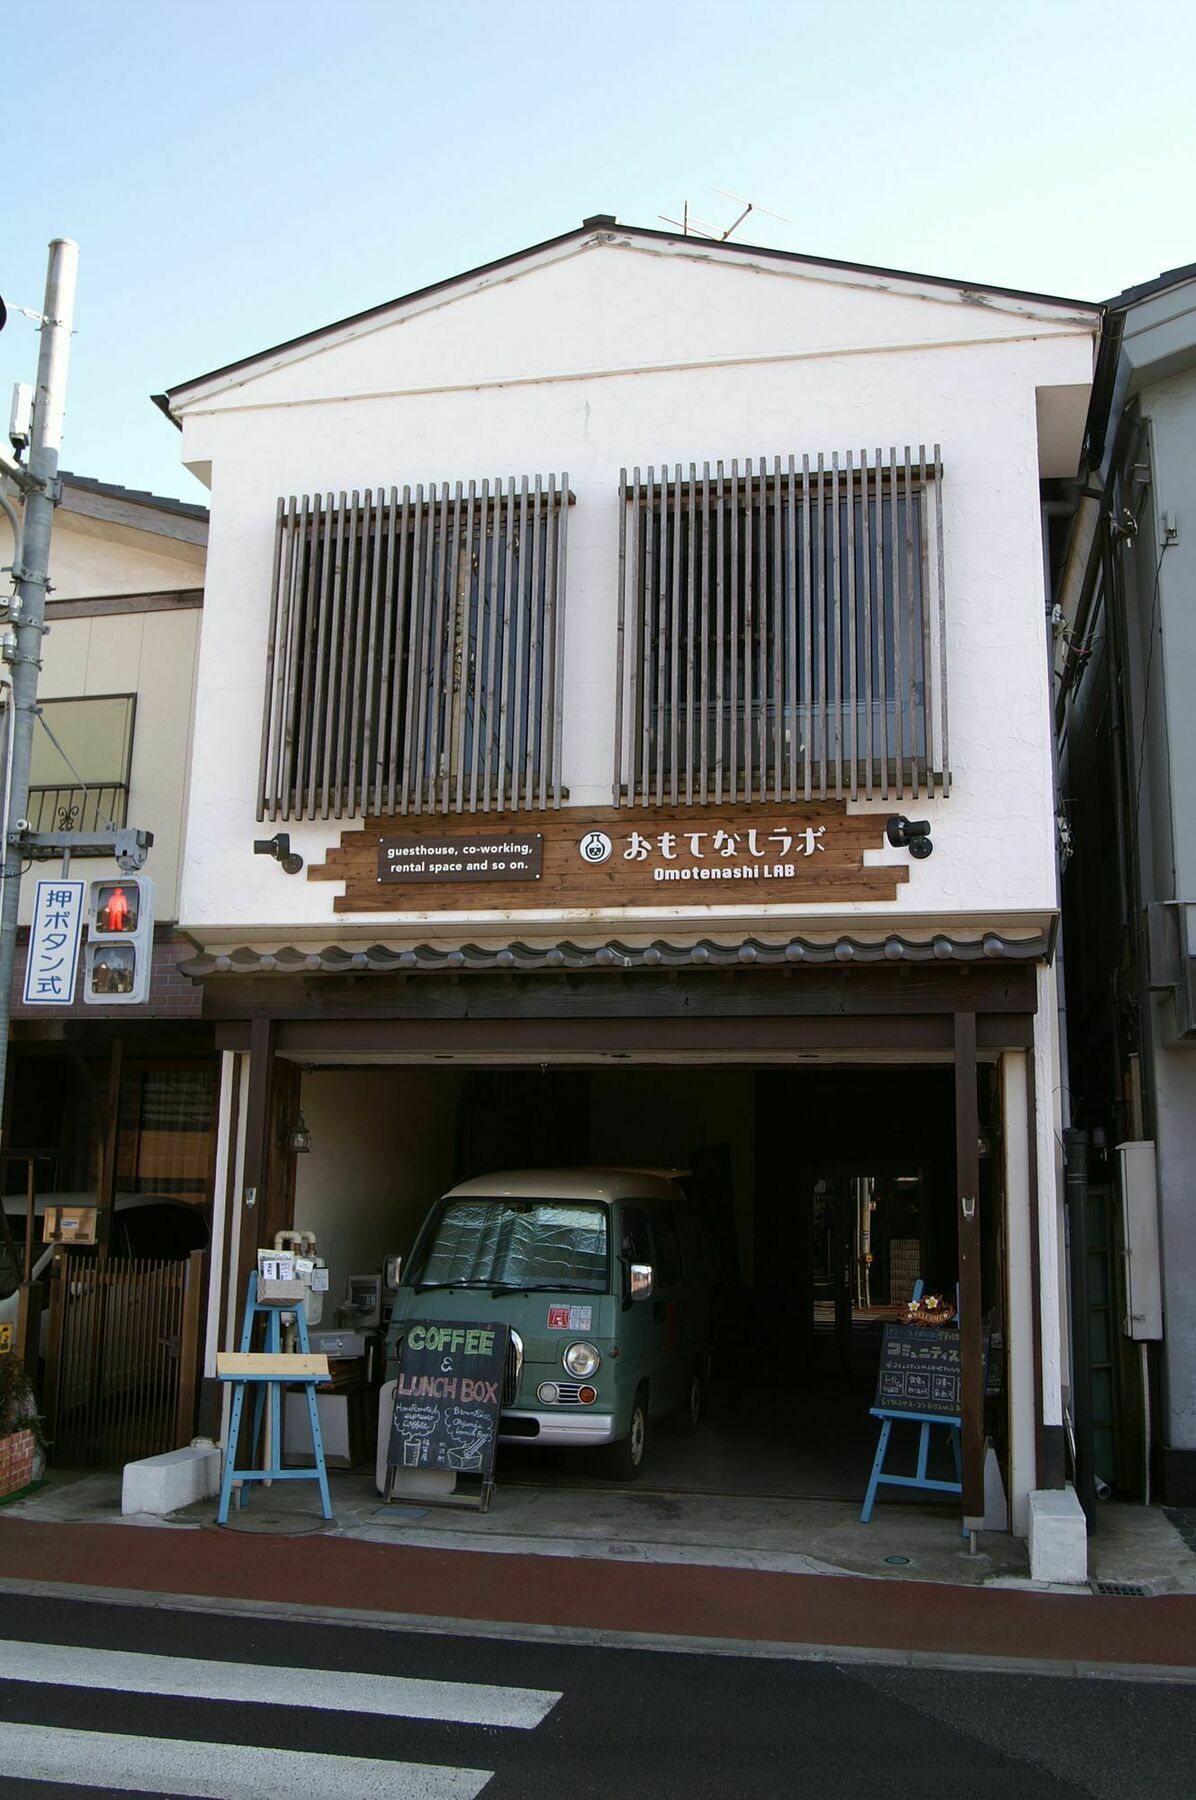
<box><xmin>409</xmin><ymin>1199</ymin><xmax>609</xmax><ymax>1293</ymax></box>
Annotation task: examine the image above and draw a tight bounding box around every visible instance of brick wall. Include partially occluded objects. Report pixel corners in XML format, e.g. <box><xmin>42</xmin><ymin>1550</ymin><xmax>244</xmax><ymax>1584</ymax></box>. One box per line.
<box><xmin>12</xmin><ymin>925</ymin><xmax>202</xmax><ymax>1021</ymax></box>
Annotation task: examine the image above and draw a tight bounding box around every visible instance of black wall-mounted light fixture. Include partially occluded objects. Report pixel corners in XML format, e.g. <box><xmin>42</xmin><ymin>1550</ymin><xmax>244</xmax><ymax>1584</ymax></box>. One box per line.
<box><xmin>886</xmin><ymin>815</ymin><xmax>934</xmax><ymax>860</ymax></box>
<box><xmin>254</xmin><ymin>832</ymin><xmax>304</xmax><ymax>875</ymax></box>
<box><xmin>279</xmin><ymin>1113</ymin><xmax>312</xmax><ymax>1154</ymax></box>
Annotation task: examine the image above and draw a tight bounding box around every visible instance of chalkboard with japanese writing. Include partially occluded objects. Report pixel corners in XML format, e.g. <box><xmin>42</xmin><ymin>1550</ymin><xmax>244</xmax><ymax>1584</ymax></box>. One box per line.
<box><xmin>874</xmin><ymin>1324</ymin><xmax>962</xmax><ymax>1418</ymax></box>
<box><xmin>387</xmin><ymin>1320</ymin><xmax>510</xmax><ymax>1489</ymax></box>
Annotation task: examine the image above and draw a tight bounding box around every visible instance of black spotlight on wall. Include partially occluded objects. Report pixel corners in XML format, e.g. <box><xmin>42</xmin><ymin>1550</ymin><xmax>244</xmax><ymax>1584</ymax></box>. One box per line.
<box><xmin>253</xmin><ymin>832</ymin><xmax>304</xmax><ymax>875</ymax></box>
<box><xmin>886</xmin><ymin>815</ymin><xmax>934</xmax><ymax>860</ymax></box>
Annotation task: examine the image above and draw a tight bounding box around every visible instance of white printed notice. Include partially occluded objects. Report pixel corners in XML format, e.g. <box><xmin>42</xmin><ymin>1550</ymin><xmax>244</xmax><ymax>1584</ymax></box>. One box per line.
<box><xmin>23</xmin><ymin>879</ymin><xmax>84</xmax><ymax>1005</ymax></box>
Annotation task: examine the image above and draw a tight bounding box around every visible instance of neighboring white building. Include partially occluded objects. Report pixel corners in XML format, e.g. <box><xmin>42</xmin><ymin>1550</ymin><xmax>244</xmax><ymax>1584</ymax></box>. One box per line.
<box><xmin>160</xmin><ymin>218</ymin><xmax>1099</xmax><ymax>1536</ymax></box>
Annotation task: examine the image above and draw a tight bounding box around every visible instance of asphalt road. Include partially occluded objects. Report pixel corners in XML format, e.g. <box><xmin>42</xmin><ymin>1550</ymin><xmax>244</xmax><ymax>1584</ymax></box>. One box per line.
<box><xmin>0</xmin><ymin>1592</ymin><xmax>1192</xmax><ymax>1798</ymax></box>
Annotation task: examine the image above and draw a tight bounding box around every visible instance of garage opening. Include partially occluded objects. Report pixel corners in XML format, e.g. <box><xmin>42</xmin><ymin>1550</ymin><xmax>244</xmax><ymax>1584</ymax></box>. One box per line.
<box><xmin>285</xmin><ymin>1057</ymin><xmax>1007</xmax><ymax>1515</ymax></box>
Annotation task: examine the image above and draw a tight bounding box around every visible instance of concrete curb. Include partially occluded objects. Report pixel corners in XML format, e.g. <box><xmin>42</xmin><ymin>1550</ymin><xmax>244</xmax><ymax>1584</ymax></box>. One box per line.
<box><xmin>2</xmin><ymin>1575</ymin><xmax>1193</xmax><ymax>1685</ymax></box>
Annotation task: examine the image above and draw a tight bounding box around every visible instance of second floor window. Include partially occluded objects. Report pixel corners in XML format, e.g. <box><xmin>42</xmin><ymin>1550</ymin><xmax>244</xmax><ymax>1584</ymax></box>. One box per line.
<box><xmin>614</xmin><ymin>448</ymin><xmax>949</xmax><ymax>806</ymax></box>
<box><xmin>259</xmin><ymin>476</ymin><xmax>570</xmax><ymax>821</ymax></box>
<box><xmin>30</xmin><ymin>694</ymin><xmax>135</xmax><ymax>832</ymax></box>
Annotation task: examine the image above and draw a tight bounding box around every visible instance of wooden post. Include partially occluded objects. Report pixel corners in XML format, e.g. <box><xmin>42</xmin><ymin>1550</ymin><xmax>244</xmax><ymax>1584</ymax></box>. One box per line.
<box><xmin>42</xmin><ymin>1246</ymin><xmax>67</xmax><ymax>1454</ymax></box>
<box><xmin>15</xmin><ymin>1283</ymin><xmax>43</xmax><ymax>1380</ymax></box>
<box><xmin>96</xmin><ymin>1038</ymin><xmax>123</xmax><ymax>1250</ymax></box>
<box><xmin>174</xmin><ymin>1249</ymin><xmax>204</xmax><ymax>1447</ymax></box>
<box><xmin>238</xmin><ymin>1018</ymin><xmax>275</xmax><ymax>1285</ymax></box>
<box><xmin>955</xmin><ymin>1010</ymin><xmax>984</xmax><ymax>1530</ymax></box>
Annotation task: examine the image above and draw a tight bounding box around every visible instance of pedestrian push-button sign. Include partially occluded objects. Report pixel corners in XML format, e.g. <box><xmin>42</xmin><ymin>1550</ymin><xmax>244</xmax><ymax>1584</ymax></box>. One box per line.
<box><xmin>24</xmin><ymin>880</ymin><xmax>85</xmax><ymax>1006</ymax></box>
<box><xmin>83</xmin><ymin>874</ymin><xmax>154</xmax><ymax>1005</ymax></box>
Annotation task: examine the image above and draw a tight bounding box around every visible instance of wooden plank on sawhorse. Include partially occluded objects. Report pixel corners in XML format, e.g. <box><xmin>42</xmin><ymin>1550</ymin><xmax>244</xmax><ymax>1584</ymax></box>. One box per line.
<box><xmin>215</xmin><ymin>1272</ymin><xmax>333</xmax><ymax>1526</ymax></box>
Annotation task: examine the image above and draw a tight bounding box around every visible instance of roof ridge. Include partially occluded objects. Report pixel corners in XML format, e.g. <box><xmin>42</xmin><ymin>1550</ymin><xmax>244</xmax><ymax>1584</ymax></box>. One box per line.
<box><xmin>60</xmin><ymin>470</ymin><xmax>209</xmax><ymax>520</ymax></box>
<box><xmin>160</xmin><ymin>218</ymin><xmax>1100</xmax><ymax>416</ymax></box>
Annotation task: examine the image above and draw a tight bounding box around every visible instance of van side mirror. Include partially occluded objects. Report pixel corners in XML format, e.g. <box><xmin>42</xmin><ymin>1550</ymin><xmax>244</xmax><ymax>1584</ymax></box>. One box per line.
<box><xmin>630</xmin><ymin>1262</ymin><xmax>654</xmax><ymax>1301</ymax></box>
<box><xmin>384</xmin><ymin>1253</ymin><xmax>403</xmax><ymax>1290</ymax></box>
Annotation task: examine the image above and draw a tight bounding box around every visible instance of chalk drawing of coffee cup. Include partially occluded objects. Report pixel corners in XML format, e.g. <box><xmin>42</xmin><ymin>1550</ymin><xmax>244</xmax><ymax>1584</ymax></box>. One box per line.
<box><xmin>402</xmin><ymin>1437</ymin><xmax>422</xmax><ymax>1467</ymax></box>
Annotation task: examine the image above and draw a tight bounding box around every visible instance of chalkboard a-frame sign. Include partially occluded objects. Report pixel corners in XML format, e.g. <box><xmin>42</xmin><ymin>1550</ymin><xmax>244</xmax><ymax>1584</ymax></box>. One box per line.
<box><xmin>385</xmin><ymin>1319</ymin><xmax>510</xmax><ymax>1512</ymax></box>
<box><xmin>874</xmin><ymin>1323</ymin><xmax>963</xmax><ymax>1418</ymax></box>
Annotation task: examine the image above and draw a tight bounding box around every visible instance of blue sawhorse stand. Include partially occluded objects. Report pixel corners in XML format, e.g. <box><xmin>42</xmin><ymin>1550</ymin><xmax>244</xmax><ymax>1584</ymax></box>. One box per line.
<box><xmin>860</xmin><ymin>1409</ymin><xmax>962</xmax><ymax>1522</ymax></box>
<box><xmin>860</xmin><ymin>1280</ymin><xmax>963</xmax><ymax>1525</ymax></box>
<box><xmin>216</xmin><ymin>1273</ymin><xmax>333</xmax><ymax>1526</ymax></box>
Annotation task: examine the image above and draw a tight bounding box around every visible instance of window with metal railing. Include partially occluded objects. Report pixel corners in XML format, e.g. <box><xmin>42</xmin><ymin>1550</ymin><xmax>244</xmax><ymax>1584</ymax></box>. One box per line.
<box><xmin>258</xmin><ymin>477</ymin><xmax>571</xmax><ymax>821</ymax></box>
<box><xmin>614</xmin><ymin>449</ymin><xmax>949</xmax><ymax>806</ymax></box>
<box><xmin>29</xmin><ymin>694</ymin><xmax>134</xmax><ymax>832</ymax></box>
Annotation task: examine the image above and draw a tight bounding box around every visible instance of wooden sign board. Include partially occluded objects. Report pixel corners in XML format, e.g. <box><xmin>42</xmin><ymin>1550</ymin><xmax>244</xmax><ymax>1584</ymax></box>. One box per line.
<box><xmin>387</xmin><ymin>1320</ymin><xmax>510</xmax><ymax>1503</ymax></box>
<box><xmin>874</xmin><ymin>1324</ymin><xmax>963</xmax><ymax>1418</ymax></box>
<box><xmin>378</xmin><ymin>833</ymin><xmax>543</xmax><ymax>884</ymax></box>
<box><xmin>312</xmin><ymin>803</ymin><xmax>906</xmax><ymax>913</ymax></box>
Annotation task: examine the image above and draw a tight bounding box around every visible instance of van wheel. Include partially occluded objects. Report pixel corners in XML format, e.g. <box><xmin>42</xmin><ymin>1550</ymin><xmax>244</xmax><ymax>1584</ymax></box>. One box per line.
<box><xmin>672</xmin><ymin>1367</ymin><xmax>703</xmax><ymax>1438</ymax></box>
<box><xmin>602</xmin><ymin>1387</ymin><xmax>648</xmax><ymax>1482</ymax></box>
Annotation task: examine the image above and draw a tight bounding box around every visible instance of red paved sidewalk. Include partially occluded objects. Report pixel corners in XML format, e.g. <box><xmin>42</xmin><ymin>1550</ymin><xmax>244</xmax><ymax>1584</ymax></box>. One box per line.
<box><xmin>1</xmin><ymin>1516</ymin><xmax>1193</xmax><ymax>1671</ymax></box>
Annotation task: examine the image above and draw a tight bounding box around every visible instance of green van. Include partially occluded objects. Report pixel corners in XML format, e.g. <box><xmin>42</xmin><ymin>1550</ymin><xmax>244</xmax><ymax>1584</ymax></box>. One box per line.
<box><xmin>386</xmin><ymin>1168</ymin><xmax>722</xmax><ymax>1480</ymax></box>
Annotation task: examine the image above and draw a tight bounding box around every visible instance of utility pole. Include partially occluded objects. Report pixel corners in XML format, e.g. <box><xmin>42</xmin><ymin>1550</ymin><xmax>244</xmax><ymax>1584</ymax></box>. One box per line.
<box><xmin>0</xmin><ymin>239</ymin><xmax>79</xmax><ymax>1124</ymax></box>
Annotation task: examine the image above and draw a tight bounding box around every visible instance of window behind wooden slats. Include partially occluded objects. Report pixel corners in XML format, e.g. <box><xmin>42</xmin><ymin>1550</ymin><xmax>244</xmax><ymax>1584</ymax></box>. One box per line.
<box><xmin>258</xmin><ymin>477</ymin><xmax>570</xmax><ymax>821</ymax></box>
<box><xmin>614</xmin><ymin>449</ymin><xmax>949</xmax><ymax>806</ymax></box>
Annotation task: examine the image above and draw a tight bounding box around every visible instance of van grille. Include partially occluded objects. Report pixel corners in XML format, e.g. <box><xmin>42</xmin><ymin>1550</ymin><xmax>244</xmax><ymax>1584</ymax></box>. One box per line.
<box><xmin>502</xmin><ymin>1330</ymin><xmax>524</xmax><ymax>1405</ymax></box>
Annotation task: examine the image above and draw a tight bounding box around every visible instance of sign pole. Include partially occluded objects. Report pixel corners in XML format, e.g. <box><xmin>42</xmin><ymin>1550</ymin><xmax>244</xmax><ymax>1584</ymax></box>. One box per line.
<box><xmin>0</xmin><ymin>239</ymin><xmax>78</xmax><ymax>1125</ymax></box>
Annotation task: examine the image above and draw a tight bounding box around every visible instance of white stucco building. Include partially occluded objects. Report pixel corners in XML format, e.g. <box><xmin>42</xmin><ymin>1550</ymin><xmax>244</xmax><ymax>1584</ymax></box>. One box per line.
<box><xmin>160</xmin><ymin>218</ymin><xmax>1099</xmax><ymax>1541</ymax></box>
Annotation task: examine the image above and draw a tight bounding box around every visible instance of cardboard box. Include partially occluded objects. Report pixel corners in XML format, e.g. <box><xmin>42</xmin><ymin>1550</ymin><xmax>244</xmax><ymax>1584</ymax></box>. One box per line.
<box><xmin>42</xmin><ymin>1206</ymin><xmax>98</xmax><ymax>1246</ymax></box>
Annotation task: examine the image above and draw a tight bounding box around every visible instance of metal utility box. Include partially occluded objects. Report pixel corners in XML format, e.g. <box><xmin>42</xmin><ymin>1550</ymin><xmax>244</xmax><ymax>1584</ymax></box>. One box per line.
<box><xmin>1117</xmin><ymin>1141</ymin><xmax>1163</xmax><ymax>1339</ymax></box>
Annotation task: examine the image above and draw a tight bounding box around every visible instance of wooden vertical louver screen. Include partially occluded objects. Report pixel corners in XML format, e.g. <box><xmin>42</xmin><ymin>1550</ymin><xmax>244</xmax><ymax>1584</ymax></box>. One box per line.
<box><xmin>259</xmin><ymin>476</ymin><xmax>570</xmax><ymax>820</ymax></box>
<box><xmin>614</xmin><ymin>448</ymin><xmax>949</xmax><ymax>806</ymax></box>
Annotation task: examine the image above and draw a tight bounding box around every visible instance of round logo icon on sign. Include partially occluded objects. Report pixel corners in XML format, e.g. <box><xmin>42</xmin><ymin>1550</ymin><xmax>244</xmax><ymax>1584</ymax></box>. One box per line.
<box><xmin>579</xmin><ymin>831</ymin><xmax>613</xmax><ymax>865</ymax></box>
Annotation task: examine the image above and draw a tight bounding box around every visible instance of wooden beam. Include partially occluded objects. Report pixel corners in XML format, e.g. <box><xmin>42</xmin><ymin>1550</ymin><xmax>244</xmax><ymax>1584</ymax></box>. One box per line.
<box><xmin>48</xmin><ymin>590</ymin><xmax>203</xmax><ymax>619</ymax></box>
<box><xmin>269</xmin><ymin>1012</ymin><xmax>1035</xmax><ymax>1059</ymax></box>
<box><xmin>955</xmin><ymin>1010</ymin><xmax>984</xmax><ymax>1529</ymax></box>
<box><xmin>200</xmin><ymin>964</ymin><xmax>1039</xmax><ymax>1026</ymax></box>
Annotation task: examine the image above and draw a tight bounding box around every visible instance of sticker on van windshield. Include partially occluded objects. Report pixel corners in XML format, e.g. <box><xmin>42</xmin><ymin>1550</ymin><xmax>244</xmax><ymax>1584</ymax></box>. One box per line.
<box><xmin>548</xmin><ymin>1305</ymin><xmax>592</xmax><ymax>1331</ymax></box>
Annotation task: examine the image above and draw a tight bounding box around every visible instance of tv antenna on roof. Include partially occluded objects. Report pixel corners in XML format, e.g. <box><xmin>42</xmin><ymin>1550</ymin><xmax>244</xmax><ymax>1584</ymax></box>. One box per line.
<box><xmin>659</xmin><ymin>188</ymin><xmax>790</xmax><ymax>242</ymax></box>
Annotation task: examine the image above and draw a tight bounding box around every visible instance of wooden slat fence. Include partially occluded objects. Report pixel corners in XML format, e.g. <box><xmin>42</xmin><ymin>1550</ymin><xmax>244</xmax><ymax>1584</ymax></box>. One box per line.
<box><xmin>44</xmin><ymin>1249</ymin><xmax>204</xmax><ymax>1468</ymax></box>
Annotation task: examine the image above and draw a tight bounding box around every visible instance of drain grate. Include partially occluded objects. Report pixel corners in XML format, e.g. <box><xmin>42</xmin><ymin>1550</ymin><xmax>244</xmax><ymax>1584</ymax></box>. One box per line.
<box><xmin>1092</xmin><ymin>1581</ymin><xmax>1150</xmax><ymax>1597</ymax></box>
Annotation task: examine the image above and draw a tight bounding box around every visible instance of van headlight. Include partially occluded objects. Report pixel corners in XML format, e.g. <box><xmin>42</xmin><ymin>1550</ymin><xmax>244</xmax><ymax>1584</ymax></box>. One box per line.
<box><xmin>564</xmin><ymin>1341</ymin><xmax>600</xmax><ymax>1377</ymax></box>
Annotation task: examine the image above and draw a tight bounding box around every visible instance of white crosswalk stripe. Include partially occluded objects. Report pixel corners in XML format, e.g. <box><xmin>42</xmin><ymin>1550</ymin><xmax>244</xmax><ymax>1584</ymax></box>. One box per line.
<box><xmin>0</xmin><ymin>1633</ymin><xmax>565</xmax><ymax>1796</ymax></box>
<box><xmin>0</xmin><ymin>1636</ymin><xmax>560</xmax><ymax>1728</ymax></box>
<box><xmin>0</xmin><ymin>1720</ymin><xmax>492</xmax><ymax>1798</ymax></box>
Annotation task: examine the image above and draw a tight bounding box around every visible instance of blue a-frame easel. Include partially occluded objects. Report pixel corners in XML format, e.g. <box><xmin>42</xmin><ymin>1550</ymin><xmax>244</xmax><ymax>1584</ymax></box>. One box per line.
<box><xmin>860</xmin><ymin>1283</ymin><xmax>962</xmax><ymax>1523</ymax></box>
<box><xmin>216</xmin><ymin>1272</ymin><xmax>333</xmax><ymax>1525</ymax></box>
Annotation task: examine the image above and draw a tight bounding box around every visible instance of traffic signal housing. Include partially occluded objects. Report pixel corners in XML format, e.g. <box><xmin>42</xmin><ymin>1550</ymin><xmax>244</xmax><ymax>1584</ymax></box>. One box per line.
<box><xmin>83</xmin><ymin>874</ymin><xmax>154</xmax><ymax>1005</ymax></box>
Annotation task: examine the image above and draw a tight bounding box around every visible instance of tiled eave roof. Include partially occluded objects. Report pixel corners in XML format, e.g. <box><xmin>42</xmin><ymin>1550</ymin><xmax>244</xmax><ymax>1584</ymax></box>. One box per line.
<box><xmin>180</xmin><ymin>930</ymin><xmax>1050</xmax><ymax>980</ymax></box>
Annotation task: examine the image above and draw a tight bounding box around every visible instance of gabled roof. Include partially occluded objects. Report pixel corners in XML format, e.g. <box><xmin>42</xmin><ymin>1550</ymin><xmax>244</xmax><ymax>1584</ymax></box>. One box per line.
<box><xmin>1106</xmin><ymin>260</ymin><xmax>1196</xmax><ymax>311</ymax></box>
<box><xmin>156</xmin><ymin>215</ymin><xmax>1100</xmax><ymax>425</ymax></box>
<box><xmin>58</xmin><ymin>471</ymin><xmax>208</xmax><ymax>544</ymax></box>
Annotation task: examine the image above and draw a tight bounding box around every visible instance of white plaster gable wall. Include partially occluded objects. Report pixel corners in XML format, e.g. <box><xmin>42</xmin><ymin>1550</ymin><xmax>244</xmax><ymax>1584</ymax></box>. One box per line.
<box><xmin>175</xmin><ymin>242</ymin><xmax>1094</xmax><ymax>940</ymax></box>
<box><xmin>46</xmin><ymin>511</ymin><xmax>205</xmax><ymax>600</ymax></box>
<box><xmin>184</xmin><ymin>237</ymin><xmax>1090</xmax><ymax>417</ymax></box>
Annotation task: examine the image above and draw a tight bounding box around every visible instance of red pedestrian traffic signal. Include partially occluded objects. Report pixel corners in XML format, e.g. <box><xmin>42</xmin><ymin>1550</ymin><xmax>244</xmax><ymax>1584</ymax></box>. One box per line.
<box><xmin>83</xmin><ymin>874</ymin><xmax>154</xmax><ymax>1005</ymax></box>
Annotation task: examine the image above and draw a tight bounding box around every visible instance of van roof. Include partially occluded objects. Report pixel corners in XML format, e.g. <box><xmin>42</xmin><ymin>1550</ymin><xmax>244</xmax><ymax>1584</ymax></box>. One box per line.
<box><xmin>443</xmin><ymin>1167</ymin><xmax>686</xmax><ymax>1205</ymax></box>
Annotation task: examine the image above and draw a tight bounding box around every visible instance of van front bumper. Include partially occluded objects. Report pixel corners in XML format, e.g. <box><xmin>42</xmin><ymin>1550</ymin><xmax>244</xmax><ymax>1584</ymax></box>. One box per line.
<box><xmin>498</xmin><ymin>1409</ymin><xmax>617</xmax><ymax>1447</ymax></box>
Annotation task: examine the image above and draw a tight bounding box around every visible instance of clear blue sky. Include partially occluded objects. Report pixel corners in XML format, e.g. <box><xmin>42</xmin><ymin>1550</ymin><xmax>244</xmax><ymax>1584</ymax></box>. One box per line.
<box><xmin>4</xmin><ymin>0</ymin><xmax>1194</xmax><ymax>504</ymax></box>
